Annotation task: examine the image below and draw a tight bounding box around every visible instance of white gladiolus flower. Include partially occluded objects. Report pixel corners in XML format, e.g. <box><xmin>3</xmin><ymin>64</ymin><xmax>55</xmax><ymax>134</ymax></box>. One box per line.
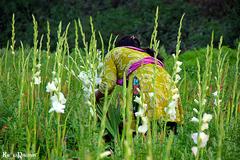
<box><xmin>49</xmin><ymin>101</ymin><xmax>65</xmax><ymax>113</ymax></box>
<box><xmin>176</xmin><ymin>66</ymin><xmax>182</xmax><ymax>73</ymax></box>
<box><xmin>46</xmin><ymin>81</ymin><xmax>57</xmax><ymax>92</ymax></box>
<box><xmin>134</xmin><ymin>96</ymin><xmax>142</xmax><ymax>105</ymax></box>
<box><xmin>191</xmin><ymin>146</ymin><xmax>198</xmax><ymax>157</ymax></box>
<box><xmin>202</xmin><ymin>113</ymin><xmax>213</xmax><ymax>123</ymax></box>
<box><xmin>193</xmin><ymin>108</ymin><xmax>199</xmax><ymax>113</ymax></box>
<box><xmin>176</xmin><ymin>61</ymin><xmax>183</xmax><ymax>66</ymax></box>
<box><xmin>212</xmin><ymin>91</ymin><xmax>218</xmax><ymax>97</ymax></box>
<box><xmin>58</xmin><ymin>92</ymin><xmax>67</xmax><ymax>104</ymax></box>
<box><xmin>172</xmin><ymin>93</ymin><xmax>180</xmax><ymax>101</ymax></box>
<box><xmin>49</xmin><ymin>92</ymin><xmax>66</xmax><ymax>113</ymax></box>
<box><xmin>171</xmin><ymin>88</ymin><xmax>179</xmax><ymax>94</ymax></box>
<box><xmin>138</xmin><ymin>124</ymin><xmax>148</xmax><ymax>134</ymax></box>
<box><xmin>191</xmin><ymin>132</ymin><xmax>209</xmax><ymax>148</ymax></box>
<box><xmin>191</xmin><ymin>117</ymin><xmax>199</xmax><ymax>123</ymax></box>
<box><xmin>201</xmin><ymin>123</ymin><xmax>209</xmax><ymax>131</ymax></box>
<box><xmin>51</xmin><ymin>92</ymin><xmax>66</xmax><ymax>105</ymax></box>
<box><xmin>135</xmin><ymin>107</ymin><xmax>145</xmax><ymax>117</ymax></box>
<box><xmin>34</xmin><ymin>71</ymin><xmax>41</xmax><ymax>76</ymax></box>
<box><xmin>141</xmin><ymin>116</ymin><xmax>148</xmax><ymax>124</ymax></box>
<box><xmin>33</xmin><ymin>76</ymin><xmax>41</xmax><ymax>85</ymax></box>
<box><xmin>175</xmin><ymin>74</ymin><xmax>181</xmax><ymax>83</ymax></box>
<box><xmin>170</xmin><ymin>114</ymin><xmax>177</xmax><ymax>121</ymax></box>
<box><xmin>99</xmin><ymin>150</ymin><xmax>112</xmax><ymax>158</ymax></box>
<box><xmin>138</xmin><ymin>116</ymin><xmax>148</xmax><ymax>134</ymax></box>
<box><xmin>168</xmin><ymin>101</ymin><xmax>177</xmax><ymax>109</ymax></box>
<box><xmin>194</xmin><ymin>99</ymin><xmax>199</xmax><ymax>104</ymax></box>
<box><xmin>164</xmin><ymin>107</ymin><xmax>176</xmax><ymax>121</ymax></box>
<box><xmin>36</xmin><ymin>63</ymin><xmax>41</xmax><ymax>68</ymax></box>
<box><xmin>165</xmin><ymin>107</ymin><xmax>176</xmax><ymax>115</ymax></box>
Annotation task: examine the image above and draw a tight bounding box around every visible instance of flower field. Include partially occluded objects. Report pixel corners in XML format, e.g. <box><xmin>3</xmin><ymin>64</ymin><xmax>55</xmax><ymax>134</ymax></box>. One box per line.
<box><xmin>0</xmin><ymin>10</ymin><xmax>240</xmax><ymax>160</ymax></box>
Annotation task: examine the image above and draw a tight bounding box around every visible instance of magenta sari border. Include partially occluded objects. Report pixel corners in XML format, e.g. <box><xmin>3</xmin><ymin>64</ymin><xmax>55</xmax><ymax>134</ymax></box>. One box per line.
<box><xmin>116</xmin><ymin>56</ymin><xmax>164</xmax><ymax>85</ymax></box>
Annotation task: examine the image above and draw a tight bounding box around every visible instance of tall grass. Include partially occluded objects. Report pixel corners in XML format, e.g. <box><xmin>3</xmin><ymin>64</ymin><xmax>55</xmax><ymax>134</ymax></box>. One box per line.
<box><xmin>0</xmin><ymin>9</ymin><xmax>239</xmax><ymax>160</ymax></box>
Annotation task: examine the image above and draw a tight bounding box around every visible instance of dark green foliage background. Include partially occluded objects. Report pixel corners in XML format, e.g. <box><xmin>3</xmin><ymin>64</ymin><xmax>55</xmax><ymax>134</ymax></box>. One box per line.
<box><xmin>0</xmin><ymin>0</ymin><xmax>240</xmax><ymax>52</ymax></box>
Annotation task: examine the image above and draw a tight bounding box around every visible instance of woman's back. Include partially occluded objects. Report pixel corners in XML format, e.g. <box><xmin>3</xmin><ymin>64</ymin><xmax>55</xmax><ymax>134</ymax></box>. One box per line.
<box><xmin>99</xmin><ymin>46</ymin><xmax>183</xmax><ymax>123</ymax></box>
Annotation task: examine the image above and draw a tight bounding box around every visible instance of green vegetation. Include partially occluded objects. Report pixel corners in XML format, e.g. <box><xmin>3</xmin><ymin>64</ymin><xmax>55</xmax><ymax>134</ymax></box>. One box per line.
<box><xmin>0</xmin><ymin>0</ymin><xmax>239</xmax><ymax>52</ymax></box>
<box><xmin>0</xmin><ymin>5</ymin><xmax>240</xmax><ymax>160</ymax></box>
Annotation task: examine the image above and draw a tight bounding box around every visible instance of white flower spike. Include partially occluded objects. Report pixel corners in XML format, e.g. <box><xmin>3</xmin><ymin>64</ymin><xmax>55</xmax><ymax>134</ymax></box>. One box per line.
<box><xmin>33</xmin><ymin>76</ymin><xmax>41</xmax><ymax>85</ymax></box>
<box><xmin>46</xmin><ymin>81</ymin><xmax>57</xmax><ymax>93</ymax></box>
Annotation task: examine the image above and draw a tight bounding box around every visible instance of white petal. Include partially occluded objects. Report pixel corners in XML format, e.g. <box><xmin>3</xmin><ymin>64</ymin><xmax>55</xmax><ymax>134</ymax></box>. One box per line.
<box><xmin>138</xmin><ymin>124</ymin><xmax>148</xmax><ymax>134</ymax></box>
<box><xmin>202</xmin><ymin>113</ymin><xmax>212</xmax><ymax>123</ymax></box>
<box><xmin>135</xmin><ymin>108</ymin><xmax>145</xmax><ymax>117</ymax></box>
<box><xmin>171</xmin><ymin>88</ymin><xmax>179</xmax><ymax>94</ymax></box>
<box><xmin>199</xmin><ymin>132</ymin><xmax>209</xmax><ymax>147</ymax></box>
<box><xmin>175</xmin><ymin>74</ymin><xmax>181</xmax><ymax>83</ymax></box>
<box><xmin>191</xmin><ymin>117</ymin><xmax>199</xmax><ymax>123</ymax></box>
<box><xmin>172</xmin><ymin>94</ymin><xmax>180</xmax><ymax>101</ymax></box>
<box><xmin>46</xmin><ymin>81</ymin><xmax>57</xmax><ymax>92</ymax></box>
<box><xmin>36</xmin><ymin>63</ymin><xmax>41</xmax><ymax>68</ymax></box>
<box><xmin>58</xmin><ymin>92</ymin><xmax>66</xmax><ymax>104</ymax></box>
<box><xmin>191</xmin><ymin>132</ymin><xmax>209</xmax><ymax>148</ymax></box>
<box><xmin>191</xmin><ymin>146</ymin><xmax>198</xmax><ymax>157</ymax></box>
<box><xmin>34</xmin><ymin>76</ymin><xmax>41</xmax><ymax>85</ymax></box>
<box><xmin>212</xmin><ymin>91</ymin><xmax>218</xmax><ymax>97</ymax></box>
<box><xmin>49</xmin><ymin>101</ymin><xmax>65</xmax><ymax>113</ymax></box>
<box><xmin>193</xmin><ymin>108</ymin><xmax>199</xmax><ymax>113</ymax></box>
<box><xmin>194</xmin><ymin>99</ymin><xmax>199</xmax><ymax>104</ymax></box>
<box><xmin>201</xmin><ymin>123</ymin><xmax>209</xmax><ymax>131</ymax></box>
<box><xmin>99</xmin><ymin>150</ymin><xmax>112</xmax><ymax>159</ymax></box>
<box><xmin>50</xmin><ymin>93</ymin><xmax>66</xmax><ymax>105</ymax></box>
<box><xmin>134</xmin><ymin>96</ymin><xmax>142</xmax><ymax>105</ymax></box>
<box><xmin>176</xmin><ymin>66</ymin><xmax>182</xmax><ymax>73</ymax></box>
<box><xmin>50</xmin><ymin>94</ymin><xmax>58</xmax><ymax>103</ymax></box>
<box><xmin>34</xmin><ymin>71</ymin><xmax>41</xmax><ymax>76</ymax></box>
<box><xmin>176</xmin><ymin>61</ymin><xmax>183</xmax><ymax>66</ymax></box>
<box><xmin>191</xmin><ymin>133</ymin><xmax>198</xmax><ymax>144</ymax></box>
<box><xmin>168</xmin><ymin>101</ymin><xmax>177</xmax><ymax>109</ymax></box>
<box><xmin>170</xmin><ymin>114</ymin><xmax>176</xmax><ymax>121</ymax></box>
<box><xmin>141</xmin><ymin>116</ymin><xmax>148</xmax><ymax>124</ymax></box>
